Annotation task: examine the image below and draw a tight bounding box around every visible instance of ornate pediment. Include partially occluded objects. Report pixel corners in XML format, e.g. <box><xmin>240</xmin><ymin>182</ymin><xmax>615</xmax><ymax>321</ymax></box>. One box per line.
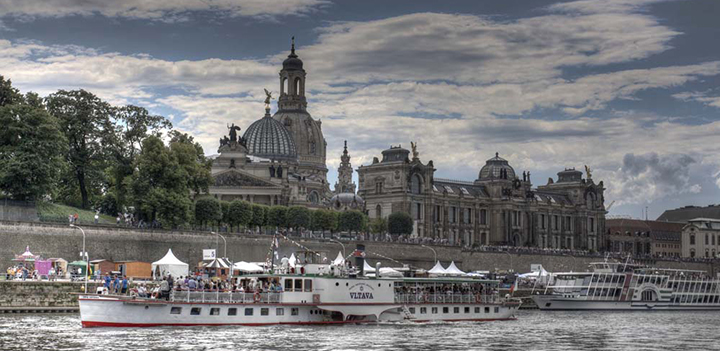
<box><xmin>213</xmin><ymin>171</ymin><xmax>278</xmax><ymax>188</ymax></box>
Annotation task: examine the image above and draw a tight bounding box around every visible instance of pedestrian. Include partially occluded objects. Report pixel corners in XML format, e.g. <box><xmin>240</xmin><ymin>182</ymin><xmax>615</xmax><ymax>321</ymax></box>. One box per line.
<box><xmin>94</xmin><ymin>213</ymin><xmax>99</xmax><ymax>224</ymax></box>
<box><xmin>113</xmin><ymin>275</ymin><xmax>120</xmax><ymax>294</ymax></box>
<box><xmin>103</xmin><ymin>273</ymin><xmax>111</xmax><ymax>294</ymax></box>
<box><xmin>73</xmin><ymin>213</ymin><xmax>79</xmax><ymax>224</ymax></box>
<box><xmin>121</xmin><ymin>276</ymin><xmax>128</xmax><ymax>294</ymax></box>
<box><xmin>68</xmin><ymin>214</ymin><xmax>73</xmax><ymax>224</ymax></box>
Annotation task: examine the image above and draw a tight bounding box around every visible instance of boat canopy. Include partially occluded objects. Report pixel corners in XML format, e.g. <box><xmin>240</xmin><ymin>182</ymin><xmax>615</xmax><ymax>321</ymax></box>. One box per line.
<box><xmin>233</xmin><ymin>261</ymin><xmax>264</xmax><ymax>273</ymax></box>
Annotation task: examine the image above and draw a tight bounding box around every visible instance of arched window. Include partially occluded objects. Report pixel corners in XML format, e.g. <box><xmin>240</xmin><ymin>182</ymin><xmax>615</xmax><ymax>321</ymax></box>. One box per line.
<box><xmin>375</xmin><ymin>204</ymin><xmax>382</xmax><ymax>218</ymax></box>
<box><xmin>308</xmin><ymin>191</ymin><xmax>319</xmax><ymax>205</ymax></box>
<box><xmin>706</xmin><ymin>234</ymin><xmax>709</xmax><ymax>245</ymax></box>
<box><xmin>282</xmin><ymin>77</ymin><xmax>288</xmax><ymax>95</ymax></box>
<box><xmin>690</xmin><ymin>249</ymin><xmax>696</xmax><ymax>258</ymax></box>
<box><xmin>294</xmin><ymin>77</ymin><xmax>302</xmax><ymax>96</ymax></box>
<box><xmin>411</xmin><ymin>174</ymin><xmax>422</xmax><ymax>194</ymax></box>
<box><xmin>690</xmin><ymin>234</ymin><xmax>695</xmax><ymax>245</ymax></box>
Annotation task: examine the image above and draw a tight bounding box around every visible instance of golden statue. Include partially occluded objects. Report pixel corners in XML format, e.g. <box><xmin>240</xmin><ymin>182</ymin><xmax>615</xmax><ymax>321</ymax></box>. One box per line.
<box><xmin>584</xmin><ymin>165</ymin><xmax>592</xmax><ymax>179</ymax></box>
<box><xmin>263</xmin><ymin>88</ymin><xmax>273</xmax><ymax>109</ymax></box>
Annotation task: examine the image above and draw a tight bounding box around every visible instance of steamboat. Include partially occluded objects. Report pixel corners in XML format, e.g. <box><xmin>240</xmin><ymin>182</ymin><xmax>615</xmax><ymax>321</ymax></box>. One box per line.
<box><xmin>79</xmin><ymin>246</ymin><xmax>520</xmax><ymax>327</ymax></box>
<box><xmin>533</xmin><ymin>260</ymin><xmax>720</xmax><ymax>310</ymax></box>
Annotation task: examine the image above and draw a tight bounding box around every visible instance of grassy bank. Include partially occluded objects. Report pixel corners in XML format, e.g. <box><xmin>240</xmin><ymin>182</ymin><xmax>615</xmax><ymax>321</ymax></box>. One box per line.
<box><xmin>37</xmin><ymin>202</ymin><xmax>116</xmax><ymax>225</ymax></box>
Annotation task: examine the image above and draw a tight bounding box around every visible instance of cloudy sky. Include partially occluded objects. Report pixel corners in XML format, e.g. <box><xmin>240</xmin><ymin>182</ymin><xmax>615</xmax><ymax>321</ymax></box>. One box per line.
<box><xmin>1</xmin><ymin>0</ymin><xmax>719</xmax><ymax>219</ymax></box>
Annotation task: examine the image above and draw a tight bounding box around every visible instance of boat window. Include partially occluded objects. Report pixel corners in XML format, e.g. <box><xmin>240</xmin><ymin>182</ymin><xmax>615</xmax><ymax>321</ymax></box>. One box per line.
<box><xmin>464</xmin><ymin>307</ymin><xmax>470</xmax><ymax>314</ymax></box>
<box><xmin>295</xmin><ymin>279</ymin><xmax>303</xmax><ymax>291</ymax></box>
<box><xmin>474</xmin><ymin>307</ymin><xmax>480</xmax><ymax>313</ymax></box>
<box><xmin>210</xmin><ymin>308</ymin><xmax>220</xmax><ymax>316</ymax></box>
<box><xmin>420</xmin><ymin>307</ymin><xmax>427</xmax><ymax>314</ymax></box>
<box><xmin>228</xmin><ymin>308</ymin><xmax>237</xmax><ymax>316</ymax></box>
<box><xmin>484</xmin><ymin>307</ymin><xmax>490</xmax><ymax>313</ymax></box>
<box><xmin>431</xmin><ymin>307</ymin><xmax>438</xmax><ymax>314</ymax></box>
<box><xmin>245</xmin><ymin>308</ymin><xmax>254</xmax><ymax>316</ymax></box>
<box><xmin>285</xmin><ymin>279</ymin><xmax>293</xmax><ymax>292</ymax></box>
<box><xmin>304</xmin><ymin>279</ymin><xmax>313</xmax><ymax>292</ymax></box>
<box><xmin>494</xmin><ymin>307</ymin><xmax>499</xmax><ymax>313</ymax></box>
<box><xmin>453</xmin><ymin>307</ymin><xmax>460</xmax><ymax>314</ymax></box>
<box><xmin>277</xmin><ymin>308</ymin><xmax>285</xmax><ymax>316</ymax></box>
<box><xmin>442</xmin><ymin>307</ymin><xmax>449</xmax><ymax>314</ymax></box>
<box><xmin>170</xmin><ymin>307</ymin><xmax>182</xmax><ymax>315</ymax></box>
<box><xmin>291</xmin><ymin>308</ymin><xmax>299</xmax><ymax>316</ymax></box>
<box><xmin>261</xmin><ymin>308</ymin><xmax>269</xmax><ymax>316</ymax></box>
<box><xmin>190</xmin><ymin>307</ymin><xmax>201</xmax><ymax>315</ymax></box>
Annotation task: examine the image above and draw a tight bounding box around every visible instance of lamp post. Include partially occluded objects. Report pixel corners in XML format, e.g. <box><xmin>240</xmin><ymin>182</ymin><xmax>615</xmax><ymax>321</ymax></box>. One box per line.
<box><xmin>421</xmin><ymin>244</ymin><xmax>437</xmax><ymax>263</ymax></box>
<box><xmin>329</xmin><ymin>239</ymin><xmax>346</xmax><ymax>258</ymax></box>
<box><xmin>504</xmin><ymin>251</ymin><xmax>513</xmax><ymax>272</ymax></box>
<box><xmin>70</xmin><ymin>224</ymin><xmax>88</xmax><ymax>294</ymax></box>
<box><xmin>211</xmin><ymin>232</ymin><xmax>229</xmax><ymax>276</ymax></box>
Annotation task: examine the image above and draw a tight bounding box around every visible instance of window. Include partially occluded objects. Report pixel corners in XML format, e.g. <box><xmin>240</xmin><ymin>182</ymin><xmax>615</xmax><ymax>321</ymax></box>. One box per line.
<box><xmin>276</xmin><ymin>308</ymin><xmax>284</xmax><ymax>316</ymax></box>
<box><xmin>420</xmin><ymin>307</ymin><xmax>427</xmax><ymax>314</ymax></box>
<box><xmin>442</xmin><ymin>307</ymin><xmax>449</xmax><ymax>314</ymax></box>
<box><xmin>245</xmin><ymin>308</ymin><xmax>254</xmax><ymax>316</ymax></box>
<box><xmin>690</xmin><ymin>235</ymin><xmax>696</xmax><ymax>245</ymax></box>
<box><xmin>411</xmin><ymin>174</ymin><xmax>422</xmax><ymax>194</ymax></box>
<box><xmin>590</xmin><ymin>218</ymin><xmax>595</xmax><ymax>232</ymax></box>
<box><xmin>228</xmin><ymin>308</ymin><xmax>237</xmax><ymax>316</ymax></box>
<box><xmin>285</xmin><ymin>279</ymin><xmax>293</xmax><ymax>292</ymax></box>
<box><xmin>453</xmin><ymin>307</ymin><xmax>460</xmax><ymax>314</ymax></box>
<box><xmin>170</xmin><ymin>307</ymin><xmax>182</xmax><ymax>315</ymax></box>
<box><xmin>494</xmin><ymin>307</ymin><xmax>499</xmax><ymax>313</ymax></box>
<box><xmin>431</xmin><ymin>307</ymin><xmax>438</xmax><ymax>314</ymax></box>
<box><xmin>261</xmin><ymin>308</ymin><xmax>269</xmax><ymax>316</ymax></box>
<box><xmin>541</xmin><ymin>214</ymin><xmax>546</xmax><ymax>229</ymax></box>
<box><xmin>554</xmin><ymin>215</ymin><xmax>559</xmax><ymax>230</ymax></box>
<box><xmin>415</xmin><ymin>203</ymin><xmax>422</xmax><ymax>220</ymax></box>
<box><xmin>376</xmin><ymin>204</ymin><xmax>382</xmax><ymax>219</ymax></box>
<box><xmin>209</xmin><ymin>308</ymin><xmax>220</xmax><ymax>316</ymax></box>
<box><xmin>565</xmin><ymin>216</ymin><xmax>571</xmax><ymax>230</ymax></box>
<box><xmin>376</xmin><ymin>182</ymin><xmax>383</xmax><ymax>194</ymax></box>
<box><xmin>474</xmin><ymin>307</ymin><xmax>480</xmax><ymax>313</ymax></box>
<box><xmin>190</xmin><ymin>307</ymin><xmax>201</xmax><ymax>315</ymax></box>
<box><xmin>484</xmin><ymin>307</ymin><xmax>490</xmax><ymax>313</ymax></box>
<box><xmin>464</xmin><ymin>307</ymin><xmax>470</xmax><ymax>314</ymax></box>
<box><xmin>304</xmin><ymin>279</ymin><xmax>312</xmax><ymax>292</ymax></box>
<box><xmin>294</xmin><ymin>279</ymin><xmax>303</xmax><ymax>291</ymax></box>
<box><xmin>480</xmin><ymin>209</ymin><xmax>487</xmax><ymax>225</ymax></box>
<box><xmin>409</xmin><ymin>307</ymin><xmax>416</xmax><ymax>314</ymax></box>
<box><xmin>706</xmin><ymin>234</ymin><xmax>709</xmax><ymax>245</ymax></box>
<box><xmin>291</xmin><ymin>308</ymin><xmax>299</xmax><ymax>316</ymax></box>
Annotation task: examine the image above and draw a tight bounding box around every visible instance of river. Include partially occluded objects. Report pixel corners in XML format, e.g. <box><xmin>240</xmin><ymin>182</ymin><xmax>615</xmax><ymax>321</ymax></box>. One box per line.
<box><xmin>1</xmin><ymin>310</ymin><xmax>718</xmax><ymax>350</ymax></box>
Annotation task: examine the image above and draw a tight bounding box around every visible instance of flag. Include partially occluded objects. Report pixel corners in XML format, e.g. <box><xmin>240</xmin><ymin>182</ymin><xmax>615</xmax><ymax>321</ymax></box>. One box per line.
<box><xmin>509</xmin><ymin>276</ymin><xmax>519</xmax><ymax>295</ymax></box>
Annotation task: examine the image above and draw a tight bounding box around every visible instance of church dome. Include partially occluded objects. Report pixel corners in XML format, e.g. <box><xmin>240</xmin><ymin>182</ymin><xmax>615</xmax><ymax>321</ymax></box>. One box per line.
<box><xmin>478</xmin><ymin>153</ymin><xmax>516</xmax><ymax>180</ymax></box>
<box><xmin>283</xmin><ymin>41</ymin><xmax>303</xmax><ymax>71</ymax></box>
<box><xmin>243</xmin><ymin>112</ymin><xmax>297</xmax><ymax>161</ymax></box>
<box><xmin>330</xmin><ymin>193</ymin><xmax>365</xmax><ymax>211</ymax></box>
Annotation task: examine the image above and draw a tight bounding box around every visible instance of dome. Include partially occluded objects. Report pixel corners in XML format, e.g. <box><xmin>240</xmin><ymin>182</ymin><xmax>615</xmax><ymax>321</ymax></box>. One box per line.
<box><xmin>381</xmin><ymin>145</ymin><xmax>410</xmax><ymax>163</ymax></box>
<box><xmin>283</xmin><ymin>43</ymin><xmax>303</xmax><ymax>71</ymax></box>
<box><xmin>478</xmin><ymin>152</ymin><xmax>516</xmax><ymax>180</ymax></box>
<box><xmin>243</xmin><ymin>112</ymin><xmax>297</xmax><ymax>161</ymax></box>
<box><xmin>330</xmin><ymin>193</ymin><xmax>365</xmax><ymax>210</ymax></box>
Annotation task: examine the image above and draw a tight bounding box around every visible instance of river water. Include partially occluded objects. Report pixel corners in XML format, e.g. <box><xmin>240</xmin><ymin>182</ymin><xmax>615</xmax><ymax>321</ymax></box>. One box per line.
<box><xmin>1</xmin><ymin>310</ymin><xmax>718</xmax><ymax>351</ymax></box>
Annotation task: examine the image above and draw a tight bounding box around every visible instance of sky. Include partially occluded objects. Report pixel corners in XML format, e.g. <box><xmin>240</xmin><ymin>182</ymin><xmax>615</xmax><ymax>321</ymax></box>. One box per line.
<box><xmin>1</xmin><ymin>0</ymin><xmax>719</xmax><ymax>219</ymax></box>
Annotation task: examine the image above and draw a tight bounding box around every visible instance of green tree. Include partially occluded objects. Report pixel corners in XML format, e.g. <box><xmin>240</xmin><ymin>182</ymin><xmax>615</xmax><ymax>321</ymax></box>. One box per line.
<box><xmin>287</xmin><ymin>206</ymin><xmax>311</xmax><ymax>234</ymax></box>
<box><xmin>267</xmin><ymin>205</ymin><xmax>288</xmax><ymax>230</ymax></box>
<box><xmin>370</xmin><ymin>217</ymin><xmax>388</xmax><ymax>234</ymax></box>
<box><xmin>220</xmin><ymin>200</ymin><xmax>231</xmax><ymax>229</ymax></box>
<box><xmin>250</xmin><ymin>204</ymin><xmax>268</xmax><ymax>231</ymax></box>
<box><xmin>228</xmin><ymin>200</ymin><xmax>253</xmax><ymax>231</ymax></box>
<box><xmin>338</xmin><ymin>210</ymin><xmax>366</xmax><ymax>234</ymax></box>
<box><xmin>195</xmin><ymin>197</ymin><xmax>222</xmax><ymax>229</ymax></box>
<box><xmin>0</xmin><ymin>76</ymin><xmax>23</xmax><ymax>107</ymax></box>
<box><xmin>0</xmin><ymin>103</ymin><xmax>67</xmax><ymax>200</ymax></box>
<box><xmin>388</xmin><ymin>211</ymin><xmax>414</xmax><ymax>235</ymax></box>
<box><xmin>312</xmin><ymin>210</ymin><xmax>337</xmax><ymax>238</ymax></box>
<box><xmin>46</xmin><ymin>90</ymin><xmax>114</xmax><ymax>209</ymax></box>
<box><xmin>128</xmin><ymin>136</ymin><xmax>191</xmax><ymax>227</ymax></box>
<box><xmin>168</xmin><ymin>130</ymin><xmax>213</xmax><ymax>195</ymax></box>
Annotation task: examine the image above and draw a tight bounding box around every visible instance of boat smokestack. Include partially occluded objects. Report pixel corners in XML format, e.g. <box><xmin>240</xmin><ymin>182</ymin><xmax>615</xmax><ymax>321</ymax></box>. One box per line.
<box><xmin>355</xmin><ymin>244</ymin><xmax>365</xmax><ymax>276</ymax></box>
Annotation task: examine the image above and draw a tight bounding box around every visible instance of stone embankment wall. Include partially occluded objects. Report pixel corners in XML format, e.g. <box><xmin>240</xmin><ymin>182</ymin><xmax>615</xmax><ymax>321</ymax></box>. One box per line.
<box><xmin>0</xmin><ymin>221</ymin><xmax>717</xmax><ymax>275</ymax></box>
<box><xmin>0</xmin><ymin>281</ymin><xmax>100</xmax><ymax>310</ymax></box>
<box><xmin>0</xmin><ymin>201</ymin><xmax>38</xmax><ymax>222</ymax></box>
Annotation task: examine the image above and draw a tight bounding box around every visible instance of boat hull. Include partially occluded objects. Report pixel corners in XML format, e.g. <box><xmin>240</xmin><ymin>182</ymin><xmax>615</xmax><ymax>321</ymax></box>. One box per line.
<box><xmin>532</xmin><ymin>295</ymin><xmax>720</xmax><ymax>311</ymax></box>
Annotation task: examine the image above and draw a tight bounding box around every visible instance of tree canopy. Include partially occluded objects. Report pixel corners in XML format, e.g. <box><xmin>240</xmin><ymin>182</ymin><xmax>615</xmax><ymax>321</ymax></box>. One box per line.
<box><xmin>388</xmin><ymin>212</ymin><xmax>414</xmax><ymax>235</ymax></box>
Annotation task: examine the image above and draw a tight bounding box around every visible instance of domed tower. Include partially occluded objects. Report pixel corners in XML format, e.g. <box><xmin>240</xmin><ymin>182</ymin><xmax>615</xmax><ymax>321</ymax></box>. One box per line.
<box><xmin>334</xmin><ymin>140</ymin><xmax>356</xmax><ymax>194</ymax></box>
<box><xmin>273</xmin><ymin>38</ymin><xmax>328</xmax><ymax>176</ymax></box>
<box><xmin>243</xmin><ymin>109</ymin><xmax>297</xmax><ymax>161</ymax></box>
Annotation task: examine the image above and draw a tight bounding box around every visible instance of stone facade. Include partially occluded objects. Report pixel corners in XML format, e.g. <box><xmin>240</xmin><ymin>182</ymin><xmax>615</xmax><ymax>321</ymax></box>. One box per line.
<box><xmin>357</xmin><ymin>146</ymin><xmax>607</xmax><ymax>250</ymax></box>
<box><xmin>682</xmin><ymin>218</ymin><xmax>720</xmax><ymax>258</ymax></box>
<box><xmin>605</xmin><ymin>218</ymin><xmax>683</xmax><ymax>257</ymax></box>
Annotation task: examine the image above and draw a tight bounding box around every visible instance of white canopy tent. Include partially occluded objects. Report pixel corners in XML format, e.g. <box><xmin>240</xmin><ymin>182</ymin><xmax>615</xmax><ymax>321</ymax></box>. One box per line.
<box><xmin>288</xmin><ymin>253</ymin><xmax>297</xmax><ymax>267</ymax></box>
<box><xmin>378</xmin><ymin>267</ymin><xmax>403</xmax><ymax>277</ymax></box>
<box><xmin>427</xmin><ymin>261</ymin><xmax>447</xmax><ymax>276</ymax></box>
<box><xmin>445</xmin><ymin>261</ymin><xmax>466</xmax><ymax>276</ymax></box>
<box><xmin>203</xmin><ymin>258</ymin><xmax>230</xmax><ymax>269</ymax></box>
<box><xmin>151</xmin><ymin>249</ymin><xmax>189</xmax><ymax>279</ymax></box>
<box><xmin>332</xmin><ymin>252</ymin><xmax>345</xmax><ymax>266</ymax></box>
<box><xmin>233</xmin><ymin>261</ymin><xmax>264</xmax><ymax>273</ymax></box>
<box><xmin>363</xmin><ymin>260</ymin><xmax>376</xmax><ymax>273</ymax></box>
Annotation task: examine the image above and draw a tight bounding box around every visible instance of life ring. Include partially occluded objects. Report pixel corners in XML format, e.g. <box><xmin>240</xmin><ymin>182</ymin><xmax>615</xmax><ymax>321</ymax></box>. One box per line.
<box><xmin>254</xmin><ymin>292</ymin><xmax>261</xmax><ymax>303</ymax></box>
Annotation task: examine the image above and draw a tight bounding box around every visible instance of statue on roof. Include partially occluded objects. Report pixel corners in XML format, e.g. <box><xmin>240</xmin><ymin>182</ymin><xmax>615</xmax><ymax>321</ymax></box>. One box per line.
<box><xmin>584</xmin><ymin>165</ymin><xmax>593</xmax><ymax>179</ymax></box>
<box><xmin>227</xmin><ymin>123</ymin><xmax>241</xmax><ymax>143</ymax></box>
<box><xmin>410</xmin><ymin>141</ymin><xmax>419</xmax><ymax>159</ymax></box>
<box><xmin>264</xmin><ymin>88</ymin><xmax>273</xmax><ymax>110</ymax></box>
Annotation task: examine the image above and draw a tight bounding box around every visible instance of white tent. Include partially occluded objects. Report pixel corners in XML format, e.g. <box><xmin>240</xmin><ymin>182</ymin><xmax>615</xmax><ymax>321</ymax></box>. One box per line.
<box><xmin>233</xmin><ymin>261</ymin><xmax>264</xmax><ymax>273</ymax></box>
<box><xmin>151</xmin><ymin>249</ymin><xmax>189</xmax><ymax>279</ymax></box>
<box><xmin>445</xmin><ymin>261</ymin><xmax>466</xmax><ymax>276</ymax></box>
<box><xmin>332</xmin><ymin>252</ymin><xmax>345</xmax><ymax>266</ymax></box>
<box><xmin>379</xmin><ymin>267</ymin><xmax>403</xmax><ymax>277</ymax></box>
<box><xmin>363</xmin><ymin>260</ymin><xmax>376</xmax><ymax>273</ymax></box>
<box><xmin>203</xmin><ymin>258</ymin><xmax>230</xmax><ymax>269</ymax></box>
<box><xmin>427</xmin><ymin>261</ymin><xmax>447</xmax><ymax>275</ymax></box>
<box><xmin>288</xmin><ymin>253</ymin><xmax>297</xmax><ymax>267</ymax></box>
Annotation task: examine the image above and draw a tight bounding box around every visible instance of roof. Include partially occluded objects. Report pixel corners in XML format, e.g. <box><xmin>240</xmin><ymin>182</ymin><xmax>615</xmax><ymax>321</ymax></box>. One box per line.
<box><xmin>478</xmin><ymin>152</ymin><xmax>516</xmax><ymax>180</ymax></box>
<box><xmin>534</xmin><ymin>192</ymin><xmax>572</xmax><ymax>206</ymax></box>
<box><xmin>433</xmin><ymin>179</ymin><xmax>489</xmax><ymax>197</ymax></box>
<box><xmin>606</xmin><ymin>218</ymin><xmax>683</xmax><ymax>241</ymax></box>
<box><xmin>657</xmin><ymin>205</ymin><xmax>720</xmax><ymax>222</ymax></box>
<box><xmin>243</xmin><ymin>112</ymin><xmax>297</xmax><ymax>161</ymax></box>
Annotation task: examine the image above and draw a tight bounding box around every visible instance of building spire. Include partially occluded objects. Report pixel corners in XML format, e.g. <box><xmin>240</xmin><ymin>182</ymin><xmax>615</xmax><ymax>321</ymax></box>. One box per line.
<box><xmin>290</xmin><ymin>36</ymin><xmax>296</xmax><ymax>57</ymax></box>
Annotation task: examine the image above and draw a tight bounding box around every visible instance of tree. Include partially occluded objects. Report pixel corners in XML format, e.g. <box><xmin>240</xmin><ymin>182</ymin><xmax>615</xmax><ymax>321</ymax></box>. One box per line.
<box><xmin>220</xmin><ymin>200</ymin><xmax>231</xmax><ymax>229</ymax></box>
<box><xmin>46</xmin><ymin>90</ymin><xmax>114</xmax><ymax>209</ymax></box>
<box><xmin>250</xmin><ymin>204</ymin><xmax>268</xmax><ymax>231</ymax></box>
<box><xmin>388</xmin><ymin>212</ymin><xmax>414</xmax><ymax>235</ymax></box>
<box><xmin>228</xmin><ymin>200</ymin><xmax>253</xmax><ymax>231</ymax></box>
<box><xmin>168</xmin><ymin>130</ymin><xmax>213</xmax><ymax>195</ymax></box>
<box><xmin>0</xmin><ymin>76</ymin><xmax>23</xmax><ymax>107</ymax></box>
<box><xmin>267</xmin><ymin>206</ymin><xmax>288</xmax><ymax>230</ymax></box>
<box><xmin>312</xmin><ymin>210</ymin><xmax>337</xmax><ymax>238</ymax></box>
<box><xmin>195</xmin><ymin>197</ymin><xmax>222</xmax><ymax>229</ymax></box>
<box><xmin>338</xmin><ymin>210</ymin><xmax>366</xmax><ymax>234</ymax></box>
<box><xmin>287</xmin><ymin>206</ymin><xmax>311</xmax><ymax>234</ymax></box>
<box><xmin>0</xmin><ymin>103</ymin><xmax>67</xmax><ymax>200</ymax></box>
<box><xmin>370</xmin><ymin>217</ymin><xmax>388</xmax><ymax>234</ymax></box>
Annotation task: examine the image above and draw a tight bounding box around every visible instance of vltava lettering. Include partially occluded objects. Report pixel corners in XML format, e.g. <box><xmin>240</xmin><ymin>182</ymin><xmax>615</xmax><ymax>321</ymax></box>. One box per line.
<box><xmin>349</xmin><ymin>292</ymin><xmax>374</xmax><ymax>299</ymax></box>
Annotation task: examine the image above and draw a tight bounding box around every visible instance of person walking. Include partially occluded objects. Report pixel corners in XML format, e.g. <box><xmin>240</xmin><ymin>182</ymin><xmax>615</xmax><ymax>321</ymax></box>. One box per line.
<box><xmin>121</xmin><ymin>276</ymin><xmax>129</xmax><ymax>295</ymax></box>
<box><xmin>94</xmin><ymin>213</ymin><xmax>99</xmax><ymax>224</ymax></box>
<box><xmin>73</xmin><ymin>213</ymin><xmax>79</xmax><ymax>224</ymax></box>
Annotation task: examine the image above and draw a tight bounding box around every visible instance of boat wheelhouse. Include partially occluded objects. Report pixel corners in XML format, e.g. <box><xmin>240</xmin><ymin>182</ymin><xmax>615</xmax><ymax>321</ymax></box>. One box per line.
<box><xmin>532</xmin><ymin>260</ymin><xmax>720</xmax><ymax>310</ymax></box>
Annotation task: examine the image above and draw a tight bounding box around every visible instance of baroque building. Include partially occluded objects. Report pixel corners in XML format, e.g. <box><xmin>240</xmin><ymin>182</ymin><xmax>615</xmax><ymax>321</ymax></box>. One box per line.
<box><xmin>207</xmin><ymin>40</ymin><xmax>330</xmax><ymax>207</ymax></box>
<box><xmin>357</xmin><ymin>145</ymin><xmax>607</xmax><ymax>250</ymax></box>
<box><xmin>329</xmin><ymin>141</ymin><xmax>364</xmax><ymax>211</ymax></box>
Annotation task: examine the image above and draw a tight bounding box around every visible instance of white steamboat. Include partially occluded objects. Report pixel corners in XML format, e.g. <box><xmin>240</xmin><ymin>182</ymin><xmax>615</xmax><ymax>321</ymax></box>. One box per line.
<box><xmin>533</xmin><ymin>260</ymin><xmax>720</xmax><ymax>311</ymax></box>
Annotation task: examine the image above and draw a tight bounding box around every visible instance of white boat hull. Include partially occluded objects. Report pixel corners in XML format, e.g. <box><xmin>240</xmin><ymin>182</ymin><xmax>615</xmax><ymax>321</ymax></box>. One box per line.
<box><xmin>532</xmin><ymin>295</ymin><xmax>720</xmax><ymax>311</ymax></box>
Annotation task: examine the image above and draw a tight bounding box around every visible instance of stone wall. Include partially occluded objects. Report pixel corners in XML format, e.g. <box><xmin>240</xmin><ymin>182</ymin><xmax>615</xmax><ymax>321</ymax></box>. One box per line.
<box><xmin>0</xmin><ymin>200</ymin><xmax>38</xmax><ymax>222</ymax></box>
<box><xmin>0</xmin><ymin>281</ymin><xmax>100</xmax><ymax>308</ymax></box>
<box><xmin>0</xmin><ymin>221</ymin><xmax>717</xmax><ymax>275</ymax></box>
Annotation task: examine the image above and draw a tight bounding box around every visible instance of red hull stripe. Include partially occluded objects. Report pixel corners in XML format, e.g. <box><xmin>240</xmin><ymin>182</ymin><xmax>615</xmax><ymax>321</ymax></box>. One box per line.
<box><xmin>82</xmin><ymin>320</ymin><xmax>373</xmax><ymax>328</ymax></box>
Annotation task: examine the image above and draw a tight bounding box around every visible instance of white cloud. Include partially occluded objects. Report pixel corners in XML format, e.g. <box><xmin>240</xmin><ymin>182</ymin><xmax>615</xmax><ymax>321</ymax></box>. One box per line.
<box><xmin>673</xmin><ymin>91</ymin><xmax>720</xmax><ymax>108</ymax></box>
<box><xmin>0</xmin><ymin>0</ymin><xmax>329</xmax><ymax>20</ymax></box>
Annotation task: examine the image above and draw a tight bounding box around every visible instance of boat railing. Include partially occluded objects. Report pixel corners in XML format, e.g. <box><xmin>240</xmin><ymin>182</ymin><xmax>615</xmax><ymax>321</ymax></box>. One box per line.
<box><xmin>394</xmin><ymin>293</ymin><xmax>500</xmax><ymax>304</ymax></box>
<box><xmin>171</xmin><ymin>290</ymin><xmax>283</xmax><ymax>304</ymax></box>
